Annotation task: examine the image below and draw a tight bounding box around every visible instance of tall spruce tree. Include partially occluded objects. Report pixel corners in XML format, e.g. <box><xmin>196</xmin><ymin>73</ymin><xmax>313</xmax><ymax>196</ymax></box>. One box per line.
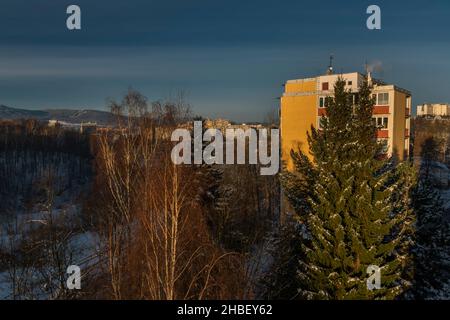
<box><xmin>280</xmin><ymin>77</ymin><xmax>416</xmax><ymax>299</ymax></box>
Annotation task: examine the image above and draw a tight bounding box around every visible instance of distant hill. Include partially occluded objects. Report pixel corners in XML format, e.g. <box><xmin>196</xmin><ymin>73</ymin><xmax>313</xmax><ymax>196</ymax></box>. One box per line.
<box><xmin>0</xmin><ymin>105</ymin><xmax>48</xmax><ymax>119</ymax></box>
<box><xmin>0</xmin><ymin>105</ymin><xmax>115</xmax><ymax>126</ymax></box>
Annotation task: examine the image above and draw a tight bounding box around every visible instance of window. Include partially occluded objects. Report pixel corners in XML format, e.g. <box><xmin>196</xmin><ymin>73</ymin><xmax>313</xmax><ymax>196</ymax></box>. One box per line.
<box><xmin>377</xmin><ymin>92</ymin><xmax>389</xmax><ymax>105</ymax></box>
<box><xmin>319</xmin><ymin>96</ymin><xmax>327</xmax><ymax>108</ymax></box>
<box><xmin>374</xmin><ymin>117</ymin><xmax>388</xmax><ymax>129</ymax></box>
<box><xmin>322</xmin><ymin>82</ymin><xmax>329</xmax><ymax>91</ymax></box>
<box><xmin>318</xmin><ymin>118</ymin><xmax>323</xmax><ymax>129</ymax></box>
<box><xmin>318</xmin><ymin>117</ymin><xmax>327</xmax><ymax>129</ymax></box>
<box><xmin>380</xmin><ymin>140</ymin><xmax>389</xmax><ymax>153</ymax></box>
<box><xmin>347</xmin><ymin>81</ymin><xmax>352</xmax><ymax>86</ymax></box>
<box><xmin>376</xmin><ymin>117</ymin><xmax>383</xmax><ymax>127</ymax></box>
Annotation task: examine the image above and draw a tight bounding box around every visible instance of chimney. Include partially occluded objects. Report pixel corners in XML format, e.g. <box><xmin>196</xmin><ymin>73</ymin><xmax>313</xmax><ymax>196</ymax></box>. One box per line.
<box><xmin>367</xmin><ymin>71</ymin><xmax>373</xmax><ymax>85</ymax></box>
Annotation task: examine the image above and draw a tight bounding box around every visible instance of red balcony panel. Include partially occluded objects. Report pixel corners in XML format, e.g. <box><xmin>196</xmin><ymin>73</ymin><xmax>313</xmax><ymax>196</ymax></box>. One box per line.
<box><xmin>405</xmin><ymin>129</ymin><xmax>410</xmax><ymax>137</ymax></box>
<box><xmin>318</xmin><ymin>108</ymin><xmax>327</xmax><ymax>116</ymax></box>
<box><xmin>377</xmin><ymin>130</ymin><xmax>389</xmax><ymax>138</ymax></box>
<box><xmin>406</xmin><ymin>108</ymin><xmax>410</xmax><ymax>117</ymax></box>
<box><xmin>373</xmin><ymin>106</ymin><xmax>390</xmax><ymax>114</ymax></box>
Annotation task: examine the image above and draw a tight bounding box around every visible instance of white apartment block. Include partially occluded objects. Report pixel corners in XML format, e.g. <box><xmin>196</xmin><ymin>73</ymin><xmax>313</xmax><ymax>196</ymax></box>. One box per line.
<box><xmin>417</xmin><ymin>103</ymin><xmax>450</xmax><ymax>117</ymax></box>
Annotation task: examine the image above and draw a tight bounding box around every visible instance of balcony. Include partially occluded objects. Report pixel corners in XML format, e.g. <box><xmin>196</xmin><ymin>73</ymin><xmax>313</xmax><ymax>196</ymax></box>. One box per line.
<box><xmin>318</xmin><ymin>108</ymin><xmax>327</xmax><ymax>116</ymax></box>
<box><xmin>377</xmin><ymin>130</ymin><xmax>389</xmax><ymax>138</ymax></box>
<box><xmin>373</xmin><ymin>105</ymin><xmax>390</xmax><ymax>114</ymax></box>
<box><xmin>319</xmin><ymin>106</ymin><xmax>390</xmax><ymax>116</ymax></box>
<box><xmin>405</xmin><ymin>129</ymin><xmax>410</xmax><ymax>138</ymax></box>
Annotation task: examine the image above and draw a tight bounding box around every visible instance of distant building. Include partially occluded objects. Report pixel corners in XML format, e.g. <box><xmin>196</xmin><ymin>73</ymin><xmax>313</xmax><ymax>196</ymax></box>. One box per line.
<box><xmin>182</xmin><ymin>119</ymin><xmax>266</xmax><ymax>134</ymax></box>
<box><xmin>48</xmin><ymin>119</ymin><xmax>59</xmax><ymax>127</ymax></box>
<box><xmin>80</xmin><ymin>122</ymin><xmax>97</xmax><ymax>134</ymax></box>
<box><xmin>204</xmin><ymin>119</ymin><xmax>231</xmax><ymax>132</ymax></box>
<box><xmin>416</xmin><ymin>103</ymin><xmax>450</xmax><ymax>118</ymax></box>
<box><xmin>229</xmin><ymin>123</ymin><xmax>264</xmax><ymax>130</ymax></box>
<box><xmin>280</xmin><ymin>71</ymin><xmax>411</xmax><ymax>169</ymax></box>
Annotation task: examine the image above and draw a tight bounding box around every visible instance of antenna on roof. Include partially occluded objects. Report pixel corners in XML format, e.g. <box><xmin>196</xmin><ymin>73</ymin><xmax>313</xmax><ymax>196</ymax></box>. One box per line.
<box><xmin>327</xmin><ymin>54</ymin><xmax>334</xmax><ymax>75</ymax></box>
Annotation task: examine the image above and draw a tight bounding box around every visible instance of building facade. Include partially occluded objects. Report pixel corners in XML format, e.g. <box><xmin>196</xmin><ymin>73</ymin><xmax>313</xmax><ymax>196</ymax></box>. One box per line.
<box><xmin>416</xmin><ymin>103</ymin><xmax>450</xmax><ymax>117</ymax></box>
<box><xmin>80</xmin><ymin>121</ymin><xmax>97</xmax><ymax>134</ymax></box>
<box><xmin>280</xmin><ymin>72</ymin><xmax>411</xmax><ymax>169</ymax></box>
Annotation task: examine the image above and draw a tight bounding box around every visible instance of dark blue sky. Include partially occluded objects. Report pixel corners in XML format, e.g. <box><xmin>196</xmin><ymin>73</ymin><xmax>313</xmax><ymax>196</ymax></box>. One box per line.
<box><xmin>1</xmin><ymin>0</ymin><xmax>449</xmax><ymax>121</ymax></box>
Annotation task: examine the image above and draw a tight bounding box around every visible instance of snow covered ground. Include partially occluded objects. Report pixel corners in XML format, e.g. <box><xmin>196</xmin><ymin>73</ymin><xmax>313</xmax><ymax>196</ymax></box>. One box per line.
<box><xmin>0</xmin><ymin>229</ymin><xmax>100</xmax><ymax>299</ymax></box>
<box><xmin>0</xmin><ymin>228</ymin><xmax>100</xmax><ymax>299</ymax></box>
<box><xmin>0</xmin><ymin>180</ymin><xmax>99</xmax><ymax>300</ymax></box>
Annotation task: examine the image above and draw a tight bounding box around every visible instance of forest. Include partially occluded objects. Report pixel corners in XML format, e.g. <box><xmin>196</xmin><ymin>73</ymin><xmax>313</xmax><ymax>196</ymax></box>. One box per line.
<box><xmin>0</xmin><ymin>90</ymin><xmax>279</xmax><ymax>299</ymax></box>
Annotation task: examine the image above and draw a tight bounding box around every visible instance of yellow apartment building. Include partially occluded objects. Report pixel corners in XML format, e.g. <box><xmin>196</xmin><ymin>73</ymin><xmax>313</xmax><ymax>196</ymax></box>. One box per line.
<box><xmin>280</xmin><ymin>71</ymin><xmax>411</xmax><ymax>169</ymax></box>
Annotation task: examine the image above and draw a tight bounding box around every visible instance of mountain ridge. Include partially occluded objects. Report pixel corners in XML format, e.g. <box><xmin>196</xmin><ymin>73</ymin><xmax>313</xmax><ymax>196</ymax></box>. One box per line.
<box><xmin>0</xmin><ymin>105</ymin><xmax>115</xmax><ymax>125</ymax></box>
